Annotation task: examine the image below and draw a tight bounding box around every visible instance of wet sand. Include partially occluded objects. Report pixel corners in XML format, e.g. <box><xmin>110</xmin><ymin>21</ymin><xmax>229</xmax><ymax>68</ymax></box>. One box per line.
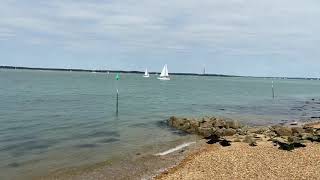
<box><xmin>157</xmin><ymin>141</ymin><xmax>320</xmax><ymax>180</ymax></box>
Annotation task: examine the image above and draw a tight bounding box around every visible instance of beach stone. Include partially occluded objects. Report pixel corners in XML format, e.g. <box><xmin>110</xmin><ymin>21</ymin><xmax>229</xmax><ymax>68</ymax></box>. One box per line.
<box><xmin>222</xmin><ymin>128</ymin><xmax>237</xmax><ymax>136</ymax></box>
<box><xmin>219</xmin><ymin>139</ymin><xmax>231</xmax><ymax>147</ymax></box>
<box><xmin>197</xmin><ymin>127</ymin><xmax>213</xmax><ymax>137</ymax></box>
<box><xmin>304</xmin><ymin>127</ymin><xmax>314</xmax><ymax>134</ymax></box>
<box><xmin>264</xmin><ymin>130</ymin><xmax>277</xmax><ymax>138</ymax></box>
<box><xmin>189</xmin><ymin>119</ymin><xmax>200</xmax><ymax>128</ymax></box>
<box><xmin>212</xmin><ymin>128</ymin><xmax>224</xmax><ymax>137</ymax></box>
<box><xmin>301</xmin><ymin>133</ymin><xmax>314</xmax><ymax>141</ymax></box>
<box><xmin>213</xmin><ymin>118</ymin><xmax>226</xmax><ymax>128</ymax></box>
<box><xmin>168</xmin><ymin>116</ymin><xmax>186</xmax><ymax>127</ymax></box>
<box><xmin>311</xmin><ymin>135</ymin><xmax>320</xmax><ymax>142</ymax></box>
<box><xmin>180</xmin><ymin>122</ymin><xmax>191</xmax><ymax>131</ymax></box>
<box><xmin>288</xmin><ymin>136</ymin><xmax>301</xmax><ymax>143</ymax></box>
<box><xmin>248</xmin><ymin>127</ymin><xmax>269</xmax><ymax>134</ymax></box>
<box><xmin>272</xmin><ymin>126</ymin><xmax>292</xmax><ymax>136</ymax></box>
<box><xmin>233</xmin><ymin>138</ymin><xmax>241</xmax><ymax>142</ymax></box>
<box><xmin>243</xmin><ymin>135</ymin><xmax>257</xmax><ymax>146</ymax></box>
<box><xmin>199</xmin><ymin>120</ymin><xmax>214</xmax><ymax>129</ymax></box>
<box><xmin>206</xmin><ymin>134</ymin><xmax>220</xmax><ymax>144</ymax></box>
<box><xmin>291</xmin><ymin>127</ymin><xmax>305</xmax><ymax>136</ymax></box>
<box><xmin>225</xmin><ymin>120</ymin><xmax>241</xmax><ymax>129</ymax></box>
<box><xmin>236</xmin><ymin>128</ymin><xmax>248</xmax><ymax>136</ymax></box>
<box><xmin>273</xmin><ymin>137</ymin><xmax>306</xmax><ymax>151</ymax></box>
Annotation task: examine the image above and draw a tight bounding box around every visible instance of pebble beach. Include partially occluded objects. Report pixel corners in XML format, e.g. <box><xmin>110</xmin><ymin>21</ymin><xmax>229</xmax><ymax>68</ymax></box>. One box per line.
<box><xmin>156</xmin><ymin>120</ymin><xmax>320</xmax><ymax>180</ymax></box>
<box><xmin>157</xmin><ymin>141</ymin><xmax>320</xmax><ymax>180</ymax></box>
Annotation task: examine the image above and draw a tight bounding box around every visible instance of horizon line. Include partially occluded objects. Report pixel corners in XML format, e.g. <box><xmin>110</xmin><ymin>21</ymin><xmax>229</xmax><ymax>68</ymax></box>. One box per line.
<box><xmin>1</xmin><ymin>65</ymin><xmax>319</xmax><ymax>80</ymax></box>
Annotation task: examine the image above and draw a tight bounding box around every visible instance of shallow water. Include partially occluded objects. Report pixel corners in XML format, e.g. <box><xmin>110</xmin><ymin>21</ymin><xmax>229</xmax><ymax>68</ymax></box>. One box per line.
<box><xmin>1</xmin><ymin>69</ymin><xmax>320</xmax><ymax>179</ymax></box>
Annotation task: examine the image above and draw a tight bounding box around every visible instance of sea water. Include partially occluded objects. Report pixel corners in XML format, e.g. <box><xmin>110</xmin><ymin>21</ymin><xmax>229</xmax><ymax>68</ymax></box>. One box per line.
<box><xmin>1</xmin><ymin>69</ymin><xmax>320</xmax><ymax>179</ymax></box>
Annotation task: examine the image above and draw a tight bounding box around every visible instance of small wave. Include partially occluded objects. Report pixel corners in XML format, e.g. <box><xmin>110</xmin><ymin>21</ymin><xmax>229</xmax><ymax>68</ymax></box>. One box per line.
<box><xmin>155</xmin><ymin>142</ymin><xmax>195</xmax><ymax>156</ymax></box>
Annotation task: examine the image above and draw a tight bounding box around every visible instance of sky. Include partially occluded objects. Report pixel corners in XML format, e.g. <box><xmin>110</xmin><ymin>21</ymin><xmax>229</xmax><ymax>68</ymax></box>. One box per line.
<box><xmin>0</xmin><ymin>0</ymin><xmax>320</xmax><ymax>77</ymax></box>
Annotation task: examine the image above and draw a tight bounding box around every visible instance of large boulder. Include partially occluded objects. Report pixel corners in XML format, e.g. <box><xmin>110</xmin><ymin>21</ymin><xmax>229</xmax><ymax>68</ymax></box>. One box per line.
<box><xmin>189</xmin><ymin>119</ymin><xmax>200</xmax><ymax>133</ymax></box>
<box><xmin>213</xmin><ymin>118</ymin><xmax>226</xmax><ymax>128</ymax></box>
<box><xmin>198</xmin><ymin>127</ymin><xmax>213</xmax><ymax>137</ymax></box>
<box><xmin>291</xmin><ymin>127</ymin><xmax>305</xmax><ymax>136</ymax></box>
<box><xmin>168</xmin><ymin>116</ymin><xmax>194</xmax><ymax>133</ymax></box>
<box><xmin>272</xmin><ymin>126</ymin><xmax>293</xmax><ymax>136</ymax></box>
<box><xmin>199</xmin><ymin>119</ymin><xmax>214</xmax><ymax>129</ymax></box>
<box><xmin>222</xmin><ymin>128</ymin><xmax>237</xmax><ymax>136</ymax></box>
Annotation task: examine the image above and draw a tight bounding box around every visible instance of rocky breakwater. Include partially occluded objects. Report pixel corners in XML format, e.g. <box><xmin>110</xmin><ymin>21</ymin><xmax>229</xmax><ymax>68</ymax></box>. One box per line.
<box><xmin>168</xmin><ymin>116</ymin><xmax>320</xmax><ymax>151</ymax></box>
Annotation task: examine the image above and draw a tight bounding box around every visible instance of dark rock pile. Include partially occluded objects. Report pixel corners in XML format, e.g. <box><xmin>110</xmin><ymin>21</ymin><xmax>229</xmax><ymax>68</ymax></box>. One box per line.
<box><xmin>168</xmin><ymin>116</ymin><xmax>320</xmax><ymax>151</ymax></box>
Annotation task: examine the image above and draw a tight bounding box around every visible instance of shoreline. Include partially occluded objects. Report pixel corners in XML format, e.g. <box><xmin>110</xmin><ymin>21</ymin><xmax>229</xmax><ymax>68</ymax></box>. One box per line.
<box><xmin>39</xmin><ymin>118</ymin><xmax>320</xmax><ymax>180</ymax></box>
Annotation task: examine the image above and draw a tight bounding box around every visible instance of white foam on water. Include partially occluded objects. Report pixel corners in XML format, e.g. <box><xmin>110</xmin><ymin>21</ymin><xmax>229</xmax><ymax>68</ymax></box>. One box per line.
<box><xmin>155</xmin><ymin>142</ymin><xmax>196</xmax><ymax>156</ymax></box>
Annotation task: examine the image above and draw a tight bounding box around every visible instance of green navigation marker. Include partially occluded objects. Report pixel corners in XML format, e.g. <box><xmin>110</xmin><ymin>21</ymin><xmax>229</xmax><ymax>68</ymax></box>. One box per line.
<box><xmin>116</xmin><ymin>73</ymin><xmax>120</xmax><ymax>80</ymax></box>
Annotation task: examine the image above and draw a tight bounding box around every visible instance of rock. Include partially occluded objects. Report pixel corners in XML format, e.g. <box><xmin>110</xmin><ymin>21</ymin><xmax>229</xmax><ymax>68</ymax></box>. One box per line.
<box><xmin>168</xmin><ymin>116</ymin><xmax>186</xmax><ymax>128</ymax></box>
<box><xmin>225</xmin><ymin>120</ymin><xmax>241</xmax><ymax>129</ymax></box>
<box><xmin>236</xmin><ymin>127</ymin><xmax>248</xmax><ymax>136</ymax></box>
<box><xmin>213</xmin><ymin>118</ymin><xmax>226</xmax><ymax>128</ymax></box>
<box><xmin>265</xmin><ymin>131</ymin><xmax>277</xmax><ymax>138</ymax></box>
<box><xmin>309</xmin><ymin>135</ymin><xmax>320</xmax><ymax>142</ymax></box>
<box><xmin>189</xmin><ymin>119</ymin><xmax>200</xmax><ymax>129</ymax></box>
<box><xmin>219</xmin><ymin>139</ymin><xmax>231</xmax><ymax>147</ymax></box>
<box><xmin>222</xmin><ymin>128</ymin><xmax>237</xmax><ymax>136</ymax></box>
<box><xmin>291</xmin><ymin>127</ymin><xmax>305</xmax><ymax>136</ymax></box>
<box><xmin>249</xmin><ymin>141</ymin><xmax>257</xmax><ymax>146</ymax></box>
<box><xmin>272</xmin><ymin>137</ymin><xmax>306</xmax><ymax>151</ymax></box>
<box><xmin>304</xmin><ymin>127</ymin><xmax>314</xmax><ymax>134</ymax></box>
<box><xmin>288</xmin><ymin>136</ymin><xmax>301</xmax><ymax>143</ymax></box>
<box><xmin>248</xmin><ymin>127</ymin><xmax>269</xmax><ymax>134</ymax></box>
<box><xmin>206</xmin><ymin>134</ymin><xmax>220</xmax><ymax>144</ymax></box>
<box><xmin>197</xmin><ymin>127</ymin><xmax>213</xmax><ymax>137</ymax></box>
<box><xmin>243</xmin><ymin>135</ymin><xmax>257</xmax><ymax>146</ymax></box>
<box><xmin>300</xmin><ymin>133</ymin><xmax>314</xmax><ymax>141</ymax></box>
<box><xmin>292</xmin><ymin>142</ymin><xmax>307</xmax><ymax>148</ymax></box>
<box><xmin>233</xmin><ymin>138</ymin><xmax>241</xmax><ymax>142</ymax></box>
<box><xmin>276</xmin><ymin>142</ymin><xmax>294</xmax><ymax>151</ymax></box>
<box><xmin>168</xmin><ymin>117</ymin><xmax>199</xmax><ymax>134</ymax></box>
<box><xmin>213</xmin><ymin>128</ymin><xmax>224</xmax><ymax>137</ymax></box>
<box><xmin>272</xmin><ymin>126</ymin><xmax>292</xmax><ymax>136</ymax></box>
<box><xmin>199</xmin><ymin>119</ymin><xmax>214</xmax><ymax>129</ymax></box>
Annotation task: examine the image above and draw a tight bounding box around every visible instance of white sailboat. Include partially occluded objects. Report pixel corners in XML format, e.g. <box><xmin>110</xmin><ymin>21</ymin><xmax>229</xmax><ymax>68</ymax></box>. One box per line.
<box><xmin>158</xmin><ymin>64</ymin><xmax>170</xmax><ymax>80</ymax></box>
<box><xmin>143</xmin><ymin>68</ymin><xmax>150</xmax><ymax>78</ymax></box>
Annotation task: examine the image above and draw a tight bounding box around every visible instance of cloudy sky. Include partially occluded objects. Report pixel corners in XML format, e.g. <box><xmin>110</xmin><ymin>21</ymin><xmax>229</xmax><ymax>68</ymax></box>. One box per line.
<box><xmin>0</xmin><ymin>0</ymin><xmax>319</xmax><ymax>77</ymax></box>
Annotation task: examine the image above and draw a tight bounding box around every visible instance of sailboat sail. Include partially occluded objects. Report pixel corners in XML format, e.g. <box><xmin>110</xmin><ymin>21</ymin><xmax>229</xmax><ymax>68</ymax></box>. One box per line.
<box><xmin>160</xmin><ymin>64</ymin><xmax>169</xmax><ymax>77</ymax></box>
<box><xmin>158</xmin><ymin>64</ymin><xmax>170</xmax><ymax>80</ymax></box>
<box><xmin>143</xmin><ymin>68</ymin><xmax>150</xmax><ymax>77</ymax></box>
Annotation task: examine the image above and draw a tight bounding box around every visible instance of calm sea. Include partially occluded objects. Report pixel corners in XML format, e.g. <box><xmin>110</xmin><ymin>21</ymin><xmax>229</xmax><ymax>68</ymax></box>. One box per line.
<box><xmin>1</xmin><ymin>70</ymin><xmax>320</xmax><ymax>179</ymax></box>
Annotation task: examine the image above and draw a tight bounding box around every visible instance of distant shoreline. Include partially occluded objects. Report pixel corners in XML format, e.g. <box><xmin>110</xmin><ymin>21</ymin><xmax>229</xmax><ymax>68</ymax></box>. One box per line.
<box><xmin>1</xmin><ymin>65</ymin><xmax>319</xmax><ymax>80</ymax></box>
